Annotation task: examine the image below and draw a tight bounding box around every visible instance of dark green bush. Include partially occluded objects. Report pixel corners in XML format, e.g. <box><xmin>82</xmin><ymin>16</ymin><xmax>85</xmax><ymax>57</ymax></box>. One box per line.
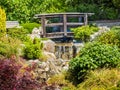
<box><xmin>71</xmin><ymin>25</ymin><xmax>99</xmax><ymax>42</ymax></box>
<box><xmin>68</xmin><ymin>42</ymin><xmax>120</xmax><ymax>84</ymax></box>
<box><xmin>21</xmin><ymin>23</ymin><xmax>40</xmax><ymax>33</ymax></box>
<box><xmin>23</xmin><ymin>38</ymin><xmax>43</xmax><ymax>59</ymax></box>
<box><xmin>7</xmin><ymin>27</ymin><xmax>29</xmax><ymax>42</ymax></box>
<box><xmin>104</xmin><ymin>8</ymin><xmax>118</xmax><ymax>20</ymax></box>
<box><xmin>97</xmin><ymin>30</ymin><xmax>120</xmax><ymax>48</ymax></box>
<box><xmin>76</xmin><ymin>4</ymin><xmax>99</xmax><ymax>20</ymax></box>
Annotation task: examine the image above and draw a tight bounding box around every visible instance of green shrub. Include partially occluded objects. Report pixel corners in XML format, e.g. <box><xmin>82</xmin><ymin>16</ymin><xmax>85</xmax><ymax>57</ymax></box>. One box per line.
<box><xmin>0</xmin><ymin>7</ymin><xmax>6</xmax><ymax>37</ymax></box>
<box><xmin>68</xmin><ymin>42</ymin><xmax>120</xmax><ymax>84</ymax></box>
<box><xmin>105</xmin><ymin>8</ymin><xmax>118</xmax><ymax>20</ymax></box>
<box><xmin>78</xmin><ymin>69</ymin><xmax>120</xmax><ymax>90</ymax></box>
<box><xmin>76</xmin><ymin>4</ymin><xmax>99</xmax><ymax>20</ymax></box>
<box><xmin>23</xmin><ymin>38</ymin><xmax>43</xmax><ymax>59</ymax></box>
<box><xmin>21</xmin><ymin>23</ymin><xmax>40</xmax><ymax>33</ymax></box>
<box><xmin>97</xmin><ymin>30</ymin><xmax>120</xmax><ymax>48</ymax></box>
<box><xmin>7</xmin><ymin>27</ymin><xmax>29</xmax><ymax>42</ymax></box>
<box><xmin>0</xmin><ymin>36</ymin><xmax>21</xmax><ymax>58</ymax></box>
<box><xmin>71</xmin><ymin>25</ymin><xmax>99</xmax><ymax>42</ymax></box>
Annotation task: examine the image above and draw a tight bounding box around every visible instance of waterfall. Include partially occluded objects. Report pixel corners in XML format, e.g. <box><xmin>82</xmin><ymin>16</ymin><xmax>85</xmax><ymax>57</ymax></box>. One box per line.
<box><xmin>55</xmin><ymin>43</ymin><xmax>74</xmax><ymax>60</ymax></box>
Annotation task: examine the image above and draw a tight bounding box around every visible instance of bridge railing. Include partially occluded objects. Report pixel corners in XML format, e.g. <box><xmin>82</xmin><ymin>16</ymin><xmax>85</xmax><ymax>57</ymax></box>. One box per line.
<box><xmin>46</xmin><ymin>32</ymin><xmax>74</xmax><ymax>38</ymax></box>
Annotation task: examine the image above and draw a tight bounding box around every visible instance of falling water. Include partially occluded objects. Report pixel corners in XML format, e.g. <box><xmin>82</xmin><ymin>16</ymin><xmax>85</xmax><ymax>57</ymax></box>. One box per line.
<box><xmin>55</xmin><ymin>43</ymin><xmax>74</xmax><ymax>60</ymax></box>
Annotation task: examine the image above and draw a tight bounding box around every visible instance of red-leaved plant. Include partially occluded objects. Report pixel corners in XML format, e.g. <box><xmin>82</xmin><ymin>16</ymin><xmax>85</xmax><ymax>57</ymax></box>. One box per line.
<box><xmin>0</xmin><ymin>57</ymin><xmax>40</xmax><ymax>90</ymax></box>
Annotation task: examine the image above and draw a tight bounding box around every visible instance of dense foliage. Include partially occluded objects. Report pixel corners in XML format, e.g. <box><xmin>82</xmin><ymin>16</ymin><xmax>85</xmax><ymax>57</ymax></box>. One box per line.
<box><xmin>0</xmin><ymin>0</ymin><xmax>119</xmax><ymax>23</ymax></box>
<box><xmin>23</xmin><ymin>38</ymin><xmax>43</xmax><ymax>59</ymax></box>
<box><xmin>47</xmin><ymin>73</ymin><xmax>76</xmax><ymax>90</ymax></box>
<box><xmin>0</xmin><ymin>36</ymin><xmax>21</xmax><ymax>58</ymax></box>
<box><xmin>0</xmin><ymin>58</ymin><xmax>40</xmax><ymax>90</ymax></box>
<box><xmin>7</xmin><ymin>28</ymin><xmax>29</xmax><ymax>41</ymax></box>
<box><xmin>69</xmin><ymin>42</ymin><xmax>120</xmax><ymax>84</ymax></box>
<box><xmin>97</xmin><ymin>28</ymin><xmax>120</xmax><ymax>48</ymax></box>
<box><xmin>0</xmin><ymin>7</ymin><xmax>6</xmax><ymax>37</ymax></box>
<box><xmin>21</xmin><ymin>23</ymin><xmax>40</xmax><ymax>34</ymax></box>
<box><xmin>78</xmin><ymin>69</ymin><xmax>120</xmax><ymax>90</ymax></box>
<box><xmin>71</xmin><ymin>25</ymin><xmax>99</xmax><ymax>42</ymax></box>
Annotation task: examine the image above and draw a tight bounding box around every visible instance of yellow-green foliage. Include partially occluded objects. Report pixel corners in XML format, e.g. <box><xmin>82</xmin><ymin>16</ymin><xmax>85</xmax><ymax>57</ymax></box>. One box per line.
<box><xmin>0</xmin><ymin>36</ymin><xmax>21</xmax><ymax>58</ymax></box>
<box><xmin>0</xmin><ymin>7</ymin><xmax>6</xmax><ymax>37</ymax></box>
<box><xmin>71</xmin><ymin>25</ymin><xmax>99</xmax><ymax>42</ymax></box>
<box><xmin>78</xmin><ymin>69</ymin><xmax>120</xmax><ymax>90</ymax></box>
<box><xmin>97</xmin><ymin>30</ymin><xmax>120</xmax><ymax>48</ymax></box>
<box><xmin>47</xmin><ymin>73</ymin><xmax>76</xmax><ymax>90</ymax></box>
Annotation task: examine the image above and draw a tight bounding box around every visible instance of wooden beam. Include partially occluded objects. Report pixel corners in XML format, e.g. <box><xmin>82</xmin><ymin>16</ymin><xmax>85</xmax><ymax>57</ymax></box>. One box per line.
<box><xmin>63</xmin><ymin>14</ymin><xmax>67</xmax><ymax>36</ymax></box>
<box><xmin>67</xmin><ymin>23</ymin><xmax>84</xmax><ymax>26</ymax></box>
<box><xmin>46</xmin><ymin>23</ymin><xmax>63</xmax><ymax>27</ymax></box>
<box><xmin>84</xmin><ymin>14</ymin><xmax>88</xmax><ymax>25</ymax></box>
<box><xmin>41</xmin><ymin>15</ymin><xmax>46</xmax><ymax>37</ymax></box>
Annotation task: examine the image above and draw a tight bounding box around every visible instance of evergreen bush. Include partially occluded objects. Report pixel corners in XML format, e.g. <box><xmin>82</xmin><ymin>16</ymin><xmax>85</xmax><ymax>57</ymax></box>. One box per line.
<box><xmin>0</xmin><ymin>36</ymin><xmax>21</xmax><ymax>58</ymax></box>
<box><xmin>68</xmin><ymin>42</ymin><xmax>120</xmax><ymax>84</ymax></box>
<box><xmin>7</xmin><ymin>27</ymin><xmax>29</xmax><ymax>42</ymax></box>
<box><xmin>0</xmin><ymin>7</ymin><xmax>6</xmax><ymax>37</ymax></box>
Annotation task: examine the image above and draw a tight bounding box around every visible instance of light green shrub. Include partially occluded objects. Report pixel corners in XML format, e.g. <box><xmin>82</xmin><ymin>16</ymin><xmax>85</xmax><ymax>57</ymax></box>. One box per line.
<box><xmin>21</xmin><ymin>23</ymin><xmax>40</xmax><ymax>34</ymax></box>
<box><xmin>0</xmin><ymin>36</ymin><xmax>21</xmax><ymax>58</ymax></box>
<box><xmin>7</xmin><ymin>27</ymin><xmax>29</xmax><ymax>42</ymax></box>
<box><xmin>71</xmin><ymin>25</ymin><xmax>99</xmax><ymax>42</ymax></box>
<box><xmin>23</xmin><ymin>38</ymin><xmax>43</xmax><ymax>59</ymax></box>
<box><xmin>97</xmin><ymin>30</ymin><xmax>120</xmax><ymax>48</ymax></box>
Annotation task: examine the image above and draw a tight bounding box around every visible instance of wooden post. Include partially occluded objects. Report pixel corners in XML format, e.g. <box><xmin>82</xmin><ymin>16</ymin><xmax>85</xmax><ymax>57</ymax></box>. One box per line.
<box><xmin>84</xmin><ymin>14</ymin><xmax>88</xmax><ymax>25</ymax></box>
<box><xmin>63</xmin><ymin>14</ymin><xmax>67</xmax><ymax>36</ymax></box>
<box><xmin>41</xmin><ymin>15</ymin><xmax>46</xmax><ymax>37</ymax></box>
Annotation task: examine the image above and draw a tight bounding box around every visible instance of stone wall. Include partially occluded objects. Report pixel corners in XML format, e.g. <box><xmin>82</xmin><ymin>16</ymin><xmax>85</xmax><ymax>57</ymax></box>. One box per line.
<box><xmin>90</xmin><ymin>20</ymin><xmax>120</xmax><ymax>27</ymax></box>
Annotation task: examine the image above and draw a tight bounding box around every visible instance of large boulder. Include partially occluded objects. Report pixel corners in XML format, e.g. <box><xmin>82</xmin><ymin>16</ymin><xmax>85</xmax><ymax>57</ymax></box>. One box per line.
<box><xmin>43</xmin><ymin>40</ymin><xmax>55</xmax><ymax>53</ymax></box>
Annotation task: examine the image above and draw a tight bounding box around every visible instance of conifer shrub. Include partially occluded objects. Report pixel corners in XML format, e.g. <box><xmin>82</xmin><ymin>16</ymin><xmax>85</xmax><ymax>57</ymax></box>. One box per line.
<box><xmin>7</xmin><ymin>27</ymin><xmax>29</xmax><ymax>42</ymax></box>
<box><xmin>68</xmin><ymin>42</ymin><xmax>120</xmax><ymax>84</ymax></box>
<box><xmin>0</xmin><ymin>36</ymin><xmax>21</xmax><ymax>58</ymax></box>
<box><xmin>0</xmin><ymin>7</ymin><xmax>6</xmax><ymax>37</ymax></box>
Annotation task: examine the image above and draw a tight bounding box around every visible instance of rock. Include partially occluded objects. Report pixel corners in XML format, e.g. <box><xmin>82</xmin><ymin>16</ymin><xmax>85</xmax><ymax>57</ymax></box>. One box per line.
<box><xmin>90</xmin><ymin>26</ymin><xmax>110</xmax><ymax>41</ymax></box>
<box><xmin>43</xmin><ymin>51</ymin><xmax>56</xmax><ymax>61</ymax></box>
<box><xmin>43</xmin><ymin>40</ymin><xmax>55</xmax><ymax>53</ymax></box>
<box><xmin>28</xmin><ymin>34</ymin><xmax>40</xmax><ymax>40</ymax></box>
<box><xmin>32</xmin><ymin>27</ymin><xmax>40</xmax><ymax>34</ymax></box>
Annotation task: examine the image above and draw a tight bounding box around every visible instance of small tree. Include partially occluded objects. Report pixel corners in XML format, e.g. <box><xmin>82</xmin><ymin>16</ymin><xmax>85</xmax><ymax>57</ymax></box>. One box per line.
<box><xmin>0</xmin><ymin>7</ymin><xmax>6</xmax><ymax>37</ymax></box>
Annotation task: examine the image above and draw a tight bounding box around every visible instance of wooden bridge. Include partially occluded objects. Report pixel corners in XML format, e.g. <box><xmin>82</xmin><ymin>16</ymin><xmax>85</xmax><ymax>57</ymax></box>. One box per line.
<box><xmin>34</xmin><ymin>13</ymin><xmax>94</xmax><ymax>39</ymax></box>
